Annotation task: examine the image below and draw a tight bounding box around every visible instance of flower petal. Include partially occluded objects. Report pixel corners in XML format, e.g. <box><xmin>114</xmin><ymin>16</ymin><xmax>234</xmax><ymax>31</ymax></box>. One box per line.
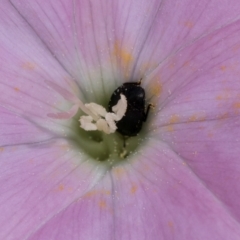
<box><xmin>9</xmin><ymin>0</ymin><xmax>122</xmax><ymax>97</ymax></box>
<box><xmin>113</xmin><ymin>0</ymin><xmax>240</xmax><ymax>79</ymax></box>
<box><xmin>0</xmin><ymin>1</ymin><xmax>83</xmax><ymax>135</ymax></box>
<box><xmin>0</xmin><ymin>106</ymin><xmax>52</xmax><ymax>146</ymax></box>
<box><xmin>151</xmin><ymin>18</ymin><xmax>240</xmax><ymax>221</ymax></box>
<box><xmin>9</xmin><ymin>0</ymin><xmax>240</xmax><ymax>86</ymax></box>
<box><xmin>25</xmin><ymin>141</ymin><xmax>240</xmax><ymax>240</ymax></box>
<box><xmin>0</xmin><ymin>139</ymin><xmax>107</xmax><ymax>239</ymax></box>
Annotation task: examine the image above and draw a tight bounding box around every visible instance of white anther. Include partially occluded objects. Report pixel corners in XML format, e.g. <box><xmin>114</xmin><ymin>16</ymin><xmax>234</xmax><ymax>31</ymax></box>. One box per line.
<box><xmin>79</xmin><ymin>94</ymin><xmax>127</xmax><ymax>134</ymax></box>
<box><xmin>105</xmin><ymin>113</ymin><xmax>118</xmax><ymax>131</ymax></box>
<box><xmin>79</xmin><ymin>116</ymin><xmax>97</xmax><ymax>131</ymax></box>
<box><xmin>96</xmin><ymin>119</ymin><xmax>113</xmax><ymax>134</ymax></box>
<box><xmin>85</xmin><ymin>103</ymin><xmax>107</xmax><ymax>118</ymax></box>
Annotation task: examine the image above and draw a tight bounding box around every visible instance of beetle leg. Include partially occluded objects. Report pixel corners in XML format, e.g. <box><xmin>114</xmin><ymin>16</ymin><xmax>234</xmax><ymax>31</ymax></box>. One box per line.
<box><xmin>120</xmin><ymin>136</ymin><xmax>129</xmax><ymax>158</ymax></box>
<box><xmin>122</xmin><ymin>135</ymin><xmax>129</xmax><ymax>148</ymax></box>
<box><xmin>130</xmin><ymin>78</ymin><xmax>142</xmax><ymax>86</ymax></box>
<box><xmin>137</xmin><ymin>78</ymin><xmax>142</xmax><ymax>85</ymax></box>
<box><xmin>143</xmin><ymin>103</ymin><xmax>154</xmax><ymax>122</ymax></box>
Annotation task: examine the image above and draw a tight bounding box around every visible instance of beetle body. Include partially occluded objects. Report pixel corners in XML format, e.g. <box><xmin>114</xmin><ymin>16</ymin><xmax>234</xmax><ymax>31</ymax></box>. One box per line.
<box><xmin>108</xmin><ymin>82</ymin><xmax>150</xmax><ymax>136</ymax></box>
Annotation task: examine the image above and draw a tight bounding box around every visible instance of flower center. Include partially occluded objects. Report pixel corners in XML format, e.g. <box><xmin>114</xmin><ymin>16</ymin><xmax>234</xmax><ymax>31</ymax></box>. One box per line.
<box><xmin>46</xmin><ymin>80</ymin><xmax>150</xmax><ymax>165</ymax></box>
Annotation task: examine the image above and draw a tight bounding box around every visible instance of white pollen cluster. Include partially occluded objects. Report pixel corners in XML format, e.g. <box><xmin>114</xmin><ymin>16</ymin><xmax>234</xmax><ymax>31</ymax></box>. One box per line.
<box><xmin>46</xmin><ymin>81</ymin><xmax>127</xmax><ymax>134</ymax></box>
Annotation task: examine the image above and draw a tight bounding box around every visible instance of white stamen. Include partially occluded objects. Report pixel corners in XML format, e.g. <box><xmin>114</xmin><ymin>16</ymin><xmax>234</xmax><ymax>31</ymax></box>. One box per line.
<box><xmin>85</xmin><ymin>103</ymin><xmax>107</xmax><ymax>117</ymax></box>
<box><xmin>47</xmin><ymin>104</ymin><xmax>79</xmax><ymax>119</ymax></box>
<box><xmin>46</xmin><ymin>80</ymin><xmax>127</xmax><ymax>134</ymax></box>
<box><xmin>79</xmin><ymin>116</ymin><xmax>97</xmax><ymax>131</ymax></box>
<box><xmin>80</xmin><ymin>94</ymin><xmax>127</xmax><ymax>134</ymax></box>
<box><xmin>105</xmin><ymin>113</ymin><xmax>118</xmax><ymax>131</ymax></box>
<box><xmin>96</xmin><ymin>119</ymin><xmax>113</xmax><ymax>134</ymax></box>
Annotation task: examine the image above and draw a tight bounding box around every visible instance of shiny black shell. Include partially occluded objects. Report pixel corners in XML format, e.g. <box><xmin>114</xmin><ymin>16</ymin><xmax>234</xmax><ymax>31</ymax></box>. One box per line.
<box><xmin>108</xmin><ymin>82</ymin><xmax>149</xmax><ymax>136</ymax></box>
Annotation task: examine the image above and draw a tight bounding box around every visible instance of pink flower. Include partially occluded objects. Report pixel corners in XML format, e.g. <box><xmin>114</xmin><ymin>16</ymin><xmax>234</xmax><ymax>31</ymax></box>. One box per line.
<box><xmin>1</xmin><ymin>0</ymin><xmax>240</xmax><ymax>239</ymax></box>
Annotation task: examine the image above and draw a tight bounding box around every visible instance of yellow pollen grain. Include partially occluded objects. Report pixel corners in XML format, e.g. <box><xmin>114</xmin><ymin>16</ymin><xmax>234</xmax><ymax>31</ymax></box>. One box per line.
<box><xmin>130</xmin><ymin>185</ymin><xmax>137</xmax><ymax>194</ymax></box>
<box><xmin>169</xmin><ymin>114</ymin><xmax>180</xmax><ymax>124</ymax></box>
<box><xmin>57</xmin><ymin>184</ymin><xmax>65</xmax><ymax>191</ymax></box>
<box><xmin>216</xmin><ymin>95</ymin><xmax>223</xmax><ymax>100</ymax></box>
<box><xmin>220</xmin><ymin>65</ymin><xmax>227</xmax><ymax>71</ymax></box>
<box><xmin>208</xmin><ymin>132</ymin><xmax>213</xmax><ymax>138</ymax></box>
<box><xmin>166</xmin><ymin>125</ymin><xmax>174</xmax><ymax>132</ymax></box>
<box><xmin>188</xmin><ymin>115</ymin><xmax>197</xmax><ymax>122</ymax></box>
<box><xmin>113</xmin><ymin>167</ymin><xmax>126</xmax><ymax>178</ymax></box>
<box><xmin>233</xmin><ymin>102</ymin><xmax>240</xmax><ymax>109</ymax></box>
<box><xmin>233</xmin><ymin>103</ymin><xmax>240</xmax><ymax>114</ymax></box>
<box><xmin>14</xmin><ymin>87</ymin><xmax>20</xmax><ymax>92</ymax></box>
<box><xmin>113</xmin><ymin>42</ymin><xmax>133</xmax><ymax>66</ymax></box>
<box><xmin>98</xmin><ymin>200</ymin><xmax>107</xmax><ymax>209</ymax></box>
<box><xmin>168</xmin><ymin>221</ymin><xmax>174</xmax><ymax>229</ymax></box>
<box><xmin>83</xmin><ymin>190</ymin><xmax>111</xmax><ymax>199</ymax></box>
<box><xmin>169</xmin><ymin>62</ymin><xmax>176</xmax><ymax>69</ymax></box>
<box><xmin>102</xmin><ymin>190</ymin><xmax>111</xmax><ymax>195</ymax></box>
<box><xmin>233</xmin><ymin>44</ymin><xmax>240</xmax><ymax>52</ymax></box>
<box><xmin>216</xmin><ymin>90</ymin><xmax>231</xmax><ymax>101</ymax></box>
<box><xmin>140</xmin><ymin>163</ymin><xmax>150</xmax><ymax>173</ymax></box>
<box><xmin>199</xmin><ymin>116</ymin><xmax>206</xmax><ymax>121</ymax></box>
<box><xmin>183</xmin><ymin>61</ymin><xmax>190</xmax><ymax>67</ymax></box>
<box><xmin>22</xmin><ymin>62</ymin><xmax>36</xmax><ymax>70</ymax></box>
<box><xmin>219</xmin><ymin>113</ymin><xmax>229</xmax><ymax>119</ymax></box>
<box><xmin>184</xmin><ymin>21</ymin><xmax>194</xmax><ymax>28</ymax></box>
<box><xmin>149</xmin><ymin>81</ymin><xmax>162</xmax><ymax>97</ymax></box>
<box><xmin>29</xmin><ymin>159</ymin><xmax>34</xmax><ymax>164</ymax></box>
<box><xmin>84</xmin><ymin>190</ymin><xmax>98</xmax><ymax>198</ymax></box>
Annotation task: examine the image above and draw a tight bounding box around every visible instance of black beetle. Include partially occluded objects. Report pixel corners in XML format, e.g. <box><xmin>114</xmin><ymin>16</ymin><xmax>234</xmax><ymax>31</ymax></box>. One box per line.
<box><xmin>108</xmin><ymin>81</ymin><xmax>151</xmax><ymax>137</ymax></box>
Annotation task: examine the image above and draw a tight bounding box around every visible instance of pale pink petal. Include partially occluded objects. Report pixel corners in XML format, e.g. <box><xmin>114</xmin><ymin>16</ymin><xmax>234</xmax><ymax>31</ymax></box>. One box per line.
<box><xmin>0</xmin><ymin>106</ymin><xmax>52</xmax><ymax>145</ymax></box>
<box><xmin>25</xmin><ymin>141</ymin><xmax>240</xmax><ymax>240</ymax></box>
<box><xmin>27</xmin><ymin>174</ymin><xmax>114</xmax><ymax>240</ymax></box>
<box><xmin>0</xmin><ymin>139</ymin><xmax>107</xmax><ymax>240</ymax></box>
<box><xmin>149</xmin><ymin>15</ymin><xmax>240</xmax><ymax>222</ymax></box>
<box><xmin>123</xmin><ymin>0</ymin><xmax>240</xmax><ymax>79</ymax></box>
<box><xmin>9</xmin><ymin>0</ymin><xmax>240</xmax><ymax>84</ymax></box>
<box><xmin>10</xmin><ymin>0</ymin><xmax>121</xmax><ymax>96</ymax></box>
<box><xmin>0</xmin><ymin>0</ymin><xmax>81</xmax><ymax>134</ymax></box>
